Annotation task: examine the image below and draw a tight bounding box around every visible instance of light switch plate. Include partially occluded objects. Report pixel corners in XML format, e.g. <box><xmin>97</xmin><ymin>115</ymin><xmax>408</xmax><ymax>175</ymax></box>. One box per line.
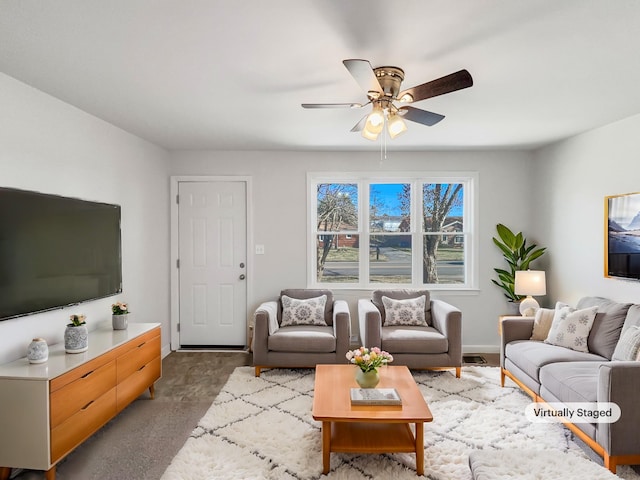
<box><xmin>255</xmin><ymin>244</ymin><xmax>265</xmax><ymax>255</ymax></box>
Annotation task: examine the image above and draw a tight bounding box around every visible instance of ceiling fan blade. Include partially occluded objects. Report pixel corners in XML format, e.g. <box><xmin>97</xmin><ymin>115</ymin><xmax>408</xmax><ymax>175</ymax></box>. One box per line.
<box><xmin>398</xmin><ymin>69</ymin><xmax>473</xmax><ymax>103</ymax></box>
<box><xmin>350</xmin><ymin>114</ymin><xmax>368</xmax><ymax>132</ymax></box>
<box><xmin>343</xmin><ymin>59</ymin><xmax>383</xmax><ymax>98</ymax></box>
<box><xmin>302</xmin><ymin>102</ymin><xmax>363</xmax><ymax>109</ymax></box>
<box><xmin>399</xmin><ymin>106</ymin><xmax>445</xmax><ymax>126</ymax></box>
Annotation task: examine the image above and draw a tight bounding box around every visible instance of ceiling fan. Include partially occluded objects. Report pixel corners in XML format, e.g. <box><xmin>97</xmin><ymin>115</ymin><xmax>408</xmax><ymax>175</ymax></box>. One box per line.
<box><xmin>302</xmin><ymin>59</ymin><xmax>473</xmax><ymax>140</ymax></box>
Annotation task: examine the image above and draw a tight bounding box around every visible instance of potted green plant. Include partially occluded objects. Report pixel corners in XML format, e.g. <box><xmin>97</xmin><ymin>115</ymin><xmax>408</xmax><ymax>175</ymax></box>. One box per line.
<box><xmin>65</xmin><ymin>314</ymin><xmax>88</xmax><ymax>353</ymax></box>
<box><xmin>492</xmin><ymin>224</ymin><xmax>546</xmax><ymax>310</ymax></box>
<box><xmin>111</xmin><ymin>301</ymin><xmax>129</xmax><ymax>330</ymax></box>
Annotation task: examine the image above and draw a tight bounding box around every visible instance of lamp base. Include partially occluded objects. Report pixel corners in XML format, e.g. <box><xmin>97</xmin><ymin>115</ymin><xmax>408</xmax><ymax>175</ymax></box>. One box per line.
<box><xmin>519</xmin><ymin>296</ymin><xmax>540</xmax><ymax>316</ymax></box>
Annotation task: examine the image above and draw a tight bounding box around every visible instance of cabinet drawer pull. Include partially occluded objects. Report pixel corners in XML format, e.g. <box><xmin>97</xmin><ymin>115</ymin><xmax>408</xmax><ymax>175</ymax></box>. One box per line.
<box><xmin>81</xmin><ymin>400</ymin><xmax>94</xmax><ymax>411</ymax></box>
<box><xmin>137</xmin><ymin>365</ymin><xmax>146</xmax><ymax>372</ymax></box>
<box><xmin>81</xmin><ymin>370</ymin><xmax>94</xmax><ymax>379</ymax></box>
<box><xmin>137</xmin><ymin>342</ymin><xmax>146</xmax><ymax>348</ymax></box>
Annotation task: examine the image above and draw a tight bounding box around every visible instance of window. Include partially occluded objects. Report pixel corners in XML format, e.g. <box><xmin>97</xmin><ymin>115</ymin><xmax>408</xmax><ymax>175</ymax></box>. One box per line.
<box><xmin>309</xmin><ymin>173</ymin><xmax>476</xmax><ymax>290</ymax></box>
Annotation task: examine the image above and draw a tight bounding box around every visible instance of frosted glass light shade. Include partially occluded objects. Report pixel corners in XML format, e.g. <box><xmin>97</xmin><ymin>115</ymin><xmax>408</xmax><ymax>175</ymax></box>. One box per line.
<box><xmin>387</xmin><ymin>114</ymin><xmax>407</xmax><ymax>138</ymax></box>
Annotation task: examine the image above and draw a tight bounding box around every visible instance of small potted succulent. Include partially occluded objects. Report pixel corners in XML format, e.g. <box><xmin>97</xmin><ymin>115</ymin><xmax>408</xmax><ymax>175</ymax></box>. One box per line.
<box><xmin>111</xmin><ymin>301</ymin><xmax>129</xmax><ymax>330</ymax></box>
<box><xmin>65</xmin><ymin>314</ymin><xmax>88</xmax><ymax>353</ymax></box>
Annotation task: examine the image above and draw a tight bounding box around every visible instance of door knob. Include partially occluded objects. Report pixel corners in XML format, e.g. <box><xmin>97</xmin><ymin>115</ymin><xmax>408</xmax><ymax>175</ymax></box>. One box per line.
<box><xmin>239</xmin><ymin>274</ymin><xmax>246</xmax><ymax>280</ymax></box>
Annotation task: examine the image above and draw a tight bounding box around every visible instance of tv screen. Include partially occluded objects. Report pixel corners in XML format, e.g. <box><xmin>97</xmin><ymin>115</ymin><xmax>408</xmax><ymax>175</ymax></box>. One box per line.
<box><xmin>0</xmin><ymin>187</ymin><xmax>122</xmax><ymax>321</ymax></box>
<box><xmin>606</xmin><ymin>192</ymin><xmax>640</xmax><ymax>280</ymax></box>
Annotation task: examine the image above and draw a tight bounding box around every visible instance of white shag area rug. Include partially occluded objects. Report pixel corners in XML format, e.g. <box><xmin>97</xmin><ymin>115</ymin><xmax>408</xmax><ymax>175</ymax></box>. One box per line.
<box><xmin>161</xmin><ymin>366</ymin><xmax>640</xmax><ymax>480</ymax></box>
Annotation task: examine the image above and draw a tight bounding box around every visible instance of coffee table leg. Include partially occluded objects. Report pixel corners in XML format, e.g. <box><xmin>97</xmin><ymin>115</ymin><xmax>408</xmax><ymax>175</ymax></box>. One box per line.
<box><xmin>415</xmin><ymin>422</ymin><xmax>424</xmax><ymax>476</ymax></box>
<box><xmin>322</xmin><ymin>421</ymin><xmax>331</xmax><ymax>474</ymax></box>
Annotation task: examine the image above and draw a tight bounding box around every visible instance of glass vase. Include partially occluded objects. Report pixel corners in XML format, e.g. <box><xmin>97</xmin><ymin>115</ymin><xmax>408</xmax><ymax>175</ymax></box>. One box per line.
<box><xmin>355</xmin><ymin>369</ymin><xmax>380</xmax><ymax>388</ymax></box>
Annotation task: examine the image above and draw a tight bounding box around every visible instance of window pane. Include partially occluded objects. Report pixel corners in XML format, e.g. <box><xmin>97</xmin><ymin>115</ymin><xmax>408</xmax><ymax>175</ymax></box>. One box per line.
<box><xmin>422</xmin><ymin>183</ymin><xmax>464</xmax><ymax>232</ymax></box>
<box><xmin>423</xmin><ymin>234</ymin><xmax>465</xmax><ymax>284</ymax></box>
<box><xmin>370</xmin><ymin>235</ymin><xmax>411</xmax><ymax>283</ymax></box>
<box><xmin>317</xmin><ymin>183</ymin><xmax>358</xmax><ymax>232</ymax></box>
<box><xmin>316</xmin><ymin>234</ymin><xmax>359</xmax><ymax>283</ymax></box>
<box><xmin>370</xmin><ymin>183</ymin><xmax>410</xmax><ymax>232</ymax></box>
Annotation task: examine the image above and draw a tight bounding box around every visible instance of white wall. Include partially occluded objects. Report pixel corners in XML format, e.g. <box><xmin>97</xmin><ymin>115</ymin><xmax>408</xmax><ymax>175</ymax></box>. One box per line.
<box><xmin>0</xmin><ymin>73</ymin><xmax>171</xmax><ymax>364</ymax></box>
<box><xmin>532</xmin><ymin>114</ymin><xmax>640</xmax><ymax>306</ymax></box>
<box><xmin>169</xmin><ymin>149</ymin><xmax>534</xmax><ymax>352</ymax></box>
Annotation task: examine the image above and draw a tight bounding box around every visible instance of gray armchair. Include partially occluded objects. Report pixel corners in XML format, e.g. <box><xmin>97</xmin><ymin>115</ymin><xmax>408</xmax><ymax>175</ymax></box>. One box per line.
<box><xmin>358</xmin><ymin>289</ymin><xmax>462</xmax><ymax>377</ymax></box>
<box><xmin>252</xmin><ymin>289</ymin><xmax>351</xmax><ymax>377</ymax></box>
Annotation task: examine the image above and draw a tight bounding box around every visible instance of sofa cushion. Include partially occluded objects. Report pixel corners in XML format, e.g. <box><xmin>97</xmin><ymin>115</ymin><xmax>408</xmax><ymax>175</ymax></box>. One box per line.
<box><xmin>381</xmin><ymin>295</ymin><xmax>427</xmax><ymax>326</ymax></box>
<box><xmin>544</xmin><ymin>305</ymin><xmax>598</xmax><ymax>353</ymax></box>
<box><xmin>280</xmin><ymin>294</ymin><xmax>327</xmax><ymax>327</ymax></box>
<box><xmin>505</xmin><ymin>341</ymin><xmax>605</xmax><ymax>383</ymax></box>
<box><xmin>577</xmin><ymin>296</ymin><xmax>632</xmax><ymax>359</ymax></box>
<box><xmin>621</xmin><ymin>304</ymin><xmax>640</xmax><ymax>331</ymax></box>
<box><xmin>267</xmin><ymin>325</ymin><xmax>336</xmax><ymax>353</ymax></box>
<box><xmin>612</xmin><ymin>326</ymin><xmax>640</xmax><ymax>361</ymax></box>
<box><xmin>372</xmin><ymin>289</ymin><xmax>431</xmax><ymax>326</ymax></box>
<box><xmin>539</xmin><ymin>361</ymin><xmax>603</xmax><ymax>404</ymax></box>
<box><xmin>279</xmin><ymin>289</ymin><xmax>334</xmax><ymax>326</ymax></box>
<box><xmin>530</xmin><ymin>305</ymin><xmax>565</xmax><ymax>341</ymax></box>
<box><xmin>381</xmin><ymin>326</ymin><xmax>447</xmax><ymax>354</ymax></box>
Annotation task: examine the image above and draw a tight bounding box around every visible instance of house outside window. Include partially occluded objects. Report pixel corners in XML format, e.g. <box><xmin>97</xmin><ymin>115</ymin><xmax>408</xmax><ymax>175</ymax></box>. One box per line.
<box><xmin>309</xmin><ymin>173</ymin><xmax>477</xmax><ymax>291</ymax></box>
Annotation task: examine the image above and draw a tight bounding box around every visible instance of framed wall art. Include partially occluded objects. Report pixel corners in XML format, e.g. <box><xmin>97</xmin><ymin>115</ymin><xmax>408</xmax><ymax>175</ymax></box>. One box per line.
<box><xmin>605</xmin><ymin>192</ymin><xmax>640</xmax><ymax>280</ymax></box>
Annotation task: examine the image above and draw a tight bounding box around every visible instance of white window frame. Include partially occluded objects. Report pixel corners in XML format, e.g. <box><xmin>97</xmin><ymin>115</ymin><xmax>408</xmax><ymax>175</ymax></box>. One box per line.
<box><xmin>307</xmin><ymin>172</ymin><xmax>479</xmax><ymax>292</ymax></box>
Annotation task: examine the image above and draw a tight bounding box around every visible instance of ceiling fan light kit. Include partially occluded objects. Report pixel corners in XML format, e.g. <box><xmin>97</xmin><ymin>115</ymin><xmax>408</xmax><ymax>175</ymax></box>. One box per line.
<box><xmin>302</xmin><ymin>59</ymin><xmax>473</xmax><ymax>141</ymax></box>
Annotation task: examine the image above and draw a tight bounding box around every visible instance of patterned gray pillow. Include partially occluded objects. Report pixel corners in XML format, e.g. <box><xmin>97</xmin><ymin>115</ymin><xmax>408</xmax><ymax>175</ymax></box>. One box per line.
<box><xmin>280</xmin><ymin>294</ymin><xmax>327</xmax><ymax>327</ymax></box>
<box><xmin>612</xmin><ymin>326</ymin><xmax>640</xmax><ymax>361</ymax></box>
<box><xmin>382</xmin><ymin>295</ymin><xmax>427</xmax><ymax>327</ymax></box>
<box><xmin>544</xmin><ymin>305</ymin><xmax>598</xmax><ymax>353</ymax></box>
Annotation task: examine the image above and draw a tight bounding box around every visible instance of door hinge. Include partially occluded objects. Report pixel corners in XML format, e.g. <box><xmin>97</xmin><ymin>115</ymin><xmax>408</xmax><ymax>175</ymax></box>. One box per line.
<box><xmin>177</xmin><ymin>323</ymin><xmax>180</xmax><ymax>332</ymax></box>
<box><xmin>176</xmin><ymin>259</ymin><xmax>180</xmax><ymax>268</ymax></box>
<box><xmin>176</xmin><ymin>194</ymin><xmax>179</xmax><ymax>204</ymax></box>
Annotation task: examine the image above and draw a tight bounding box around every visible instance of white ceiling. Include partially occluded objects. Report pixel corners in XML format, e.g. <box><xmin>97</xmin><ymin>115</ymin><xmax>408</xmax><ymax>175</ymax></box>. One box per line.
<box><xmin>1</xmin><ymin>0</ymin><xmax>640</xmax><ymax>151</ymax></box>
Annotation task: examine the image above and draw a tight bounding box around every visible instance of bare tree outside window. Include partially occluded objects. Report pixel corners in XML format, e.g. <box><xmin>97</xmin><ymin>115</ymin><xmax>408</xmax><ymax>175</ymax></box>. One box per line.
<box><xmin>316</xmin><ymin>183</ymin><xmax>358</xmax><ymax>280</ymax></box>
<box><xmin>400</xmin><ymin>183</ymin><xmax>464</xmax><ymax>284</ymax></box>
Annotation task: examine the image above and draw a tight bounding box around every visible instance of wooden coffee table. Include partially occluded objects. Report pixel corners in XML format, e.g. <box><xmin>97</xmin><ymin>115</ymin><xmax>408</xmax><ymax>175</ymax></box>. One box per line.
<box><xmin>312</xmin><ymin>364</ymin><xmax>433</xmax><ymax>476</ymax></box>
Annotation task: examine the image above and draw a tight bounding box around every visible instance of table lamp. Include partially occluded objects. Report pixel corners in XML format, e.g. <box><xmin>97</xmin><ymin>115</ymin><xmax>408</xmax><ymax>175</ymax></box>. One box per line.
<box><xmin>514</xmin><ymin>270</ymin><xmax>546</xmax><ymax>316</ymax></box>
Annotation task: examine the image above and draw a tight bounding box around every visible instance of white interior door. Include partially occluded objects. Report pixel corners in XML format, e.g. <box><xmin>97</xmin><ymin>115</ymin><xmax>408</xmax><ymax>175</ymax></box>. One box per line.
<box><xmin>178</xmin><ymin>181</ymin><xmax>247</xmax><ymax>347</ymax></box>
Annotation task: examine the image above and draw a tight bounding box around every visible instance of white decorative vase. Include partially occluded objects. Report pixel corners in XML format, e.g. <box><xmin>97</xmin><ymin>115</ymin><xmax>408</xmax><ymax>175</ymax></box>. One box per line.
<box><xmin>27</xmin><ymin>338</ymin><xmax>48</xmax><ymax>364</ymax></box>
<box><xmin>112</xmin><ymin>314</ymin><xmax>128</xmax><ymax>330</ymax></box>
<box><xmin>65</xmin><ymin>325</ymin><xmax>88</xmax><ymax>353</ymax></box>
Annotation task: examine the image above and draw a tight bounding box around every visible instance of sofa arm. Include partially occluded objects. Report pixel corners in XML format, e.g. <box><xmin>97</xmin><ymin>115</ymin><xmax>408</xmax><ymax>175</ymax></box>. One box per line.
<box><xmin>252</xmin><ymin>301</ymin><xmax>278</xmax><ymax>364</ymax></box>
<box><xmin>500</xmin><ymin>317</ymin><xmax>534</xmax><ymax>367</ymax></box>
<box><xmin>358</xmin><ymin>299</ymin><xmax>381</xmax><ymax>348</ymax></box>
<box><xmin>598</xmin><ymin>361</ymin><xmax>640</xmax><ymax>456</ymax></box>
<box><xmin>430</xmin><ymin>299</ymin><xmax>462</xmax><ymax>361</ymax></box>
<box><xmin>333</xmin><ymin>300</ymin><xmax>351</xmax><ymax>360</ymax></box>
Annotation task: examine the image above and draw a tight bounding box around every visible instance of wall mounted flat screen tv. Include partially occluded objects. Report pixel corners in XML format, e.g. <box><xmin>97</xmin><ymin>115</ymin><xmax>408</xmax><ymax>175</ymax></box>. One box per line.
<box><xmin>0</xmin><ymin>187</ymin><xmax>122</xmax><ymax>321</ymax></box>
<box><xmin>605</xmin><ymin>192</ymin><xmax>640</xmax><ymax>280</ymax></box>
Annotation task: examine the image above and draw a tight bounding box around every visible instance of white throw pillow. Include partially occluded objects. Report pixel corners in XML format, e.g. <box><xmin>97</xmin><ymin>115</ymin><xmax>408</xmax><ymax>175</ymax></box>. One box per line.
<box><xmin>612</xmin><ymin>326</ymin><xmax>640</xmax><ymax>361</ymax></box>
<box><xmin>280</xmin><ymin>295</ymin><xmax>327</xmax><ymax>327</ymax></box>
<box><xmin>544</xmin><ymin>305</ymin><xmax>598</xmax><ymax>353</ymax></box>
<box><xmin>530</xmin><ymin>302</ymin><xmax>569</xmax><ymax>341</ymax></box>
<box><xmin>382</xmin><ymin>295</ymin><xmax>427</xmax><ymax>327</ymax></box>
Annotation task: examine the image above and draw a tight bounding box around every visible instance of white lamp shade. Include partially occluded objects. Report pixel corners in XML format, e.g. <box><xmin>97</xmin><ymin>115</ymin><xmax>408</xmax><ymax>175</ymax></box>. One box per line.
<box><xmin>514</xmin><ymin>270</ymin><xmax>546</xmax><ymax>296</ymax></box>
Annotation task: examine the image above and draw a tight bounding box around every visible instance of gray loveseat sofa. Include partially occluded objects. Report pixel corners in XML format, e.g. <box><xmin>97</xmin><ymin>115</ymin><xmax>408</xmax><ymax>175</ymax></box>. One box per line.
<box><xmin>252</xmin><ymin>289</ymin><xmax>351</xmax><ymax>377</ymax></box>
<box><xmin>501</xmin><ymin>296</ymin><xmax>640</xmax><ymax>473</ymax></box>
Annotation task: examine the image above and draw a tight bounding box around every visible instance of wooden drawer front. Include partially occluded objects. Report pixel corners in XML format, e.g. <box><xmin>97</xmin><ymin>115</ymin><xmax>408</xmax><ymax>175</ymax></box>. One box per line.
<box><xmin>50</xmin><ymin>350</ymin><xmax>116</xmax><ymax>393</ymax></box>
<box><xmin>50</xmin><ymin>387</ymin><xmax>117</xmax><ymax>463</ymax></box>
<box><xmin>112</xmin><ymin>327</ymin><xmax>161</xmax><ymax>358</ymax></box>
<box><xmin>117</xmin><ymin>356</ymin><xmax>161</xmax><ymax>411</ymax></box>
<box><xmin>50</xmin><ymin>360</ymin><xmax>116</xmax><ymax>429</ymax></box>
<box><xmin>116</xmin><ymin>334</ymin><xmax>160</xmax><ymax>383</ymax></box>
